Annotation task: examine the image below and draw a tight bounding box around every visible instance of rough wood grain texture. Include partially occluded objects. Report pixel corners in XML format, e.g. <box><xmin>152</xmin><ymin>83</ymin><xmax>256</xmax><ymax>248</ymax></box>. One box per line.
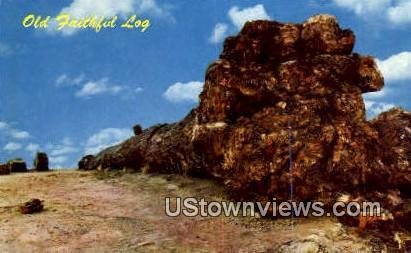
<box><xmin>79</xmin><ymin>14</ymin><xmax>410</xmax><ymax>231</ymax></box>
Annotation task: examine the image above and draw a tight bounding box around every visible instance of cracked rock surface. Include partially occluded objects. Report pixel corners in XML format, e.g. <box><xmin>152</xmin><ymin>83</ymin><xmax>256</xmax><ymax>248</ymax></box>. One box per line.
<box><xmin>79</xmin><ymin>14</ymin><xmax>410</xmax><ymax>233</ymax></box>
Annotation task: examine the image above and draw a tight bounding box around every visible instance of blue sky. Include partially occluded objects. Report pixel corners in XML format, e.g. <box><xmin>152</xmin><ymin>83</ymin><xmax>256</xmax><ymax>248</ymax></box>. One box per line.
<box><xmin>0</xmin><ymin>0</ymin><xmax>410</xmax><ymax>168</ymax></box>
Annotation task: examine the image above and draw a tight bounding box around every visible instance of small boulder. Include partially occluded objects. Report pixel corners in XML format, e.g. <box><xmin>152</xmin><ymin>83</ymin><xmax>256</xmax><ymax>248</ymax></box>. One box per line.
<box><xmin>19</xmin><ymin>199</ymin><xmax>44</xmax><ymax>214</ymax></box>
<box><xmin>7</xmin><ymin>158</ymin><xmax>27</xmax><ymax>173</ymax></box>
<box><xmin>78</xmin><ymin>155</ymin><xmax>95</xmax><ymax>170</ymax></box>
<box><xmin>133</xmin><ymin>124</ymin><xmax>143</xmax><ymax>136</ymax></box>
<box><xmin>0</xmin><ymin>163</ymin><xmax>10</xmax><ymax>175</ymax></box>
<box><xmin>34</xmin><ymin>152</ymin><xmax>49</xmax><ymax>171</ymax></box>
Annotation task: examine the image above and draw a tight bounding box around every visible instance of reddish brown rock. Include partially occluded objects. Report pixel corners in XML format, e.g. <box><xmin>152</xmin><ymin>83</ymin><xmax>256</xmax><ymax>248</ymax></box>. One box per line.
<box><xmin>133</xmin><ymin>124</ymin><xmax>143</xmax><ymax>136</ymax></box>
<box><xmin>19</xmin><ymin>199</ymin><xmax>44</xmax><ymax>214</ymax></box>
<box><xmin>79</xmin><ymin>14</ymin><xmax>410</xmax><ymax>233</ymax></box>
<box><xmin>0</xmin><ymin>163</ymin><xmax>10</xmax><ymax>175</ymax></box>
<box><xmin>7</xmin><ymin>159</ymin><xmax>27</xmax><ymax>173</ymax></box>
<box><xmin>34</xmin><ymin>152</ymin><xmax>49</xmax><ymax>171</ymax></box>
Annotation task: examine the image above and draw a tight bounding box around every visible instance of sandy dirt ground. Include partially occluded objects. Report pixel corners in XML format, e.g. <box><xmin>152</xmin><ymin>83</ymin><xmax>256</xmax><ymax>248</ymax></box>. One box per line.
<box><xmin>0</xmin><ymin>170</ymin><xmax>397</xmax><ymax>252</ymax></box>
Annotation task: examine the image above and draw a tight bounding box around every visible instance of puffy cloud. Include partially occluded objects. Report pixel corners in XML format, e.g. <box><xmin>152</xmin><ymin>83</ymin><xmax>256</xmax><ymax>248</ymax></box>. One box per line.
<box><xmin>47</xmin><ymin>137</ymin><xmax>78</xmax><ymax>156</ymax></box>
<box><xmin>363</xmin><ymin>51</ymin><xmax>411</xmax><ymax>102</ymax></box>
<box><xmin>50</xmin><ymin>0</ymin><xmax>172</xmax><ymax>36</ymax></box>
<box><xmin>0</xmin><ymin>121</ymin><xmax>30</xmax><ymax>139</ymax></box>
<box><xmin>332</xmin><ymin>0</ymin><xmax>390</xmax><ymax>15</ymax></box>
<box><xmin>228</xmin><ymin>4</ymin><xmax>271</xmax><ymax>29</ymax></box>
<box><xmin>85</xmin><ymin>128</ymin><xmax>132</xmax><ymax>155</ymax></box>
<box><xmin>75</xmin><ymin>78</ymin><xmax>125</xmax><ymax>98</ymax></box>
<box><xmin>62</xmin><ymin>137</ymin><xmax>73</xmax><ymax>146</ymax></box>
<box><xmin>56</xmin><ymin>75</ymin><xmax>137</xmax><ymax>98</ymax></box>
<box><xmin>363</xmin><ymin>89</ymin><xmax>388</xmax><ymax>100</ymax></box>
<box><xmin>134</xmin><ymin>0</ymin><xmax>172</xmax><ymax>18</ymax></box>
<box><xmin>55</xmin><ymin>74</ymin><xmax>85</xmax><ymax>87</ymax></box>
<box><xmin>163</xmin><ymin>81</ymin><xmax>203</xmax><ymax>103</ymax></box>
<box><xmin>364</xmin><ymin>100</ymin><xmax>396</xmax><ymax>118</ymax></box>
<box><xmin>376</xmin><ymin>51</ymin><xmax>411</xmax><ymax>82</ymax></box>
<box><xmin>9</xmin><ymin>130</ymin><xmax>30</xmax><ymax>139</ymax></box>
<box><xmin>49</xmin><ymin>156</ymin><xmax>69</xmax><ymax>167</ymax></box>
<box><xmin>51</xmin><ymin>146</ymin><xmax>79</xmax><ymax>156</ymax></box>
<box><xmin>209</xmin><ymin>23</ymin><xmax>229</xmax><ymax>43</ymax></box>
<box><xmin>387</xmin><ymin>0</ymin><xmax>411</xmax><ymax>24</ymax></box>
<box><xmin>45</xmin><ymin>137</ymin><xmax>79</xmax><ymax>168</ymax></box>
<box><xmin>26</xmin><ymin>143</ymin><xmax>41</xmax><ymax>153</ymax></box>
<box><xmin>333</xmin><ymin>0</ymin><xmax>411</xmax><ymax>25</ymax></box>
<box><xmin>209</xmin><ymin>4</ymin><xmax>270</xmax><ymax>44</ymax></box>
<box><xmin>60</xmin><ymin>0</ymin><xmax>135</xmax><ymax>18</ymax></box>
<box><xmin>364</xmin><ymin>100</ymin><xmax>376</xmax><ymax>110</ymax></box>
<box><xmin>3</xmin><ymin>142</ymin><xmax>22</xmax><ymax>152</ymax></box>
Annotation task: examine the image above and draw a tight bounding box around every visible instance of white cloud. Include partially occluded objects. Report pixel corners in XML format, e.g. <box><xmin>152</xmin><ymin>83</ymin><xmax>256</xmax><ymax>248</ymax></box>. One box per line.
<box><xmin>47</xmin><ymin>137</ymin><xmax>79</xmax><ymax>156</ymax></box>
<box><xmin>363</xmin><ymin>89</ymin><xmax>388</xmax><ymax>100</ymax></box>
<box><xmin>3</xmin><ymin>142</ymin><xmax>22</xmax><ymax>152</ymax></box>
<box><xmin>228</xmin><ymin>4</ymin><xmax>271</xmax><ymax>29</ymax></box>
<box><xmin>363</xmin><ymin>51</ymin><xmax>411</xmax><ymax>100</ymax></box>
<box><xmin>44</xmin><ymin>137</ymin><xmax>79</xmax><ymax>168</ymax></box>
<box><xmin>26</xmin><ymin>143</ymin><xmax>41</xmax><ymax>153</ymax></box>
<box><xmin>56</xmin><ymin>74</ymin><xmax>85</xmax><ymax>87</ymax></box>
<box><xmin>49</xmin><ymin>156</ymin><xmax>69</xmax><ymax>165</ymax></box>
<box><xmin>0</xmin><ymin>121</ymin><xmax>30</xmax><ymax>139</ymax></box>
<box><xmin>333</xmin><ymin>0</ymin><xmax>411</xmax><ymax>24</ymax></box>
<box><xmin>387</xmin><ymin>0</ymin><xmax>411</xmax><ymax>24</ymax></box>
<box><xmin>364</xmin><ymin>100</ymin><xmax>376</xmax><ymax>110</ymax></box>
<box><xmin>208</xmin><ymin>4</ymin><xmax>270</xmax><ymax>44</ymax></box>
<box><xmin>9</xmin><ymin>130</ymin><xmax>30</xmax><ymax>139</ymax></box>
<box><xmin>376</xmin><ymin>52</ymin><xmax>411</xmax><ymax>82</ymax></box>
<box><xmin>61</xmin><ymin>0</ymin><xmax>135</xmax><ymax>18</ymax></box>
<box><xmin>163</xmin><ymin>81</ymin><xmax>203</xmax><ymax>103</ymax></box>
<box><xmin>333</xmin><ymin>0</ymin><xmax>390</xmax><ymax>15</ymax></box>
<box><xmin>370</xmin><ymin>102</ymin><xmax>396</xmax><ymax>116</ymax></box>
<box><xmin>85</xmin><ymin>128</ymin><xmax>132</xmax><ymax>155</ymax></box>
<box><xmin>365</xmin><ymin>100</ymin><xmax>396</xmax><ymax>118</ymax></box>
<box><xmin>75</xmin><ymin>78</ymin><xmax>125</xmax><ymax>98</ymax></box>
<box><xmin>55</xmin><ymin>74</ymin><xmax>70</xmax><ymax>86</ymax></box>
<box><xmin>51</xmin><ymin>0</ymin><xmax>172</xmax><ymax>36</ymax></box>
<box><xmin>56</xmin><ymin>75</ymin><xmax>135</xmax><ymax>98</ymax></box>
<box><xmin>51</xmin><ymin>146</ymin><xmax>79</xmax><ymax>156</ymax></box>
<box><xmin>209</xmin><ymin>23</ymin><xmax>229</xmax><ymax>43</ymax></box>
<box><xmin>62</xmin><ymin>137</ymin><xmax>73</xmax><ymax>146</ymax></box>
<box><xmin>135</xmin><ymin>0</ymin><xmax>172</xmax><ymax>18</ymax></box>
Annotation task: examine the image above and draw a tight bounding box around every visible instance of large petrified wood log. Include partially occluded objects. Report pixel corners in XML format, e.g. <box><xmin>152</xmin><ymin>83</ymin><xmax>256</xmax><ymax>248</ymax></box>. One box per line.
<box><xmin>34</xmin><ymin>152</ymin><xmax>49</xmax><ymax>172</ymax></box>
<box><xmin>79</xmin><ymin>14</ymin><xmax>410</xmax><ymax>229</ymax></box>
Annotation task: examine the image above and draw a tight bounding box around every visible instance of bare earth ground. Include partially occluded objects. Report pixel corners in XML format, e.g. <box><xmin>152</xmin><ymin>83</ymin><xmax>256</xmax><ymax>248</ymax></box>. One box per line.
<box><xmin>0</xmin><ymin>171</ymin><xmax>396</xmax><ymax>252</ymax></box>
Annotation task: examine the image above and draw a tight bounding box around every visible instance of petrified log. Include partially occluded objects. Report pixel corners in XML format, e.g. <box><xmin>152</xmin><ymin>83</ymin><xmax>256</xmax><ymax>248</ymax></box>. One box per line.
<box><xmin>19</xmin><ymin>199</ymin><xmax>44</xmax><ymax>214</ymax></box>
<box><xmin>79</xmin><ymin>14</ymin><xmax>410</xmax><ymax>229</ymax></box>
<box><xmin>7</xmin><ymin>158</ymin><xmax>27</xmax><ymax>173</ymax></box>
<box><xmin>34</xmin><ymin>152</ymin><xmax>49</xmax><ymax>171</ymax></box>
<box><xmin>0</xmin><ymin>163</ymin><xmax>10</xmax><ymax>175</ymax></box>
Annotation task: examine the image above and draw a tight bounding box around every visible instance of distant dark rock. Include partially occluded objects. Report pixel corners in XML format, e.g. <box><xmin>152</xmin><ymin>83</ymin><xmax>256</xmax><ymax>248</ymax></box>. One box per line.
<box><xmin>78</xmin><ymin>155</ymin><xmax>95</xmax><ymax>171</ymax></box>
<box><xmin>133</xmin><ymin>124</ymin><xmax>143</xmax><ymax>136</ymax></box>
<box><xmin>19</xmin><ymin>199</ymin><xmax>44</xmax><ymax>214</ymax></box>
<box><xmin>7</xmin><ymin>158</ymin><xmax>27</xmax><ymax>173</ymax></box>
<box><xmin>0</xmin><ymin>163</ymin><xmax>10</xmax><ymax>175</ymax></box>
<box><xmin>34</xmin><ymin>152</ymin><xmax>49</xmax><ymax>171</ymax></box>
